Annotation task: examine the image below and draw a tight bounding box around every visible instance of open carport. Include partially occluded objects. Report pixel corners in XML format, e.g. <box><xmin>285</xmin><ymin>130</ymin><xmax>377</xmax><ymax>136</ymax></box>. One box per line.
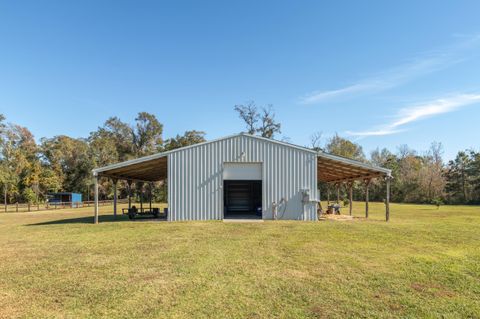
<box><xmin>317</xmin><ymin>152</ymin><xmax>392</xmax><ymax>220</ymax></box>
<box><xmin>92</xmin><ymin>134</ymin><xmax>391</xmax><ymax>223</ymax></box>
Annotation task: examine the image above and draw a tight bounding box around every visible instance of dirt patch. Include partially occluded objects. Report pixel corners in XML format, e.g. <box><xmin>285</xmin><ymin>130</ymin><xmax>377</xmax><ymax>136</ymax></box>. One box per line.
<box><xmin>309</xmin><ymin>305</ymin><xmax>333</xmax><ymax>319</ymax></box>
<box><xmin>411</xmin><ymin>282</ymin><xmax>455</xmax><ymax>297</ymax></box>
<box><xmin>319</xmin><ymin>214</ymin><xmax>356</xmax><ymax>222</ymax></box>
<box><xmin>388</xmin><ymin>303</ymin><xmax>404</xmax><ymax>311</ymax></box>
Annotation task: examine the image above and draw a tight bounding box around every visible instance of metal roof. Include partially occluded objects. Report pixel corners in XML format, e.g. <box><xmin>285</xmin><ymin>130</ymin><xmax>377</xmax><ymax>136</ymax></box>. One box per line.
<box><xmin>317</xmin><ymin>152</ymin><xmax>391</xmax><ymax>183</ymax></box>
<box><xmin>317</xmin><ymin>151</ymin><xmax>391</xmax><ymax>183</ymax></box>
<box><xmin>92</xmin><ymin>134</ymin><xmax>315</xmax><ymax>178</ymax></box>
<box><xmin>92</xmin><ymin>133</ymin><xmax>391</xmax><ymax>182</ymax></box>
<box><xmin>47</xmin><ymin>192</ymin><xmax>82</xmax><ymax>195</ymax></box>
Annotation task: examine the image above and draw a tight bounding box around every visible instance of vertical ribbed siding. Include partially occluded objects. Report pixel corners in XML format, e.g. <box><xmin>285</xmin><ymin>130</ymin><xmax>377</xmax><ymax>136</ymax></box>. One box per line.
<box><xmin>167</xmin><ymin>135</ymin><xmax>318</xmax><ymax>221</ymax></box>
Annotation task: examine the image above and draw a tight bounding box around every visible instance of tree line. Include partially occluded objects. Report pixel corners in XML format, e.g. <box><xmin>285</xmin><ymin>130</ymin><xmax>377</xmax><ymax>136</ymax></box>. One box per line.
<box><xmin>0</xmin><ymin>103</ymin><xmax>478</xmax><ymax>206</ymax></box>
<box><xmin>314</xmin><ymin>133</ymin><xmax>479</xmax><ymax>205</ymax></box>
<box><xmin>0</xmin><ymin>112</ymin><xmax>206</xmax><ymax>204</ymax></box>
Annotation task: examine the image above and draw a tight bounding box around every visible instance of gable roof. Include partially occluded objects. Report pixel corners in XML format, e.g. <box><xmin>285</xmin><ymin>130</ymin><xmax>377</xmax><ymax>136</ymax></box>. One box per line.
<box><xmin>92</xmin><ymin>133</ymin><xmax>391</xmax><ymax>182</ymax></box>
<box><xmin>92</xmin><ymin>133</ymin><xmax>316</xmax><ymax>175</ymax></box>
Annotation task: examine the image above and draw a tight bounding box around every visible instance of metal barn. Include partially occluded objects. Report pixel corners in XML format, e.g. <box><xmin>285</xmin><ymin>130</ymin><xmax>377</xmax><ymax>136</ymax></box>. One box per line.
<box><xmin>92</xmin><ymin>134</ymin><xmax>392</xmax><ymax>222</ymax></box>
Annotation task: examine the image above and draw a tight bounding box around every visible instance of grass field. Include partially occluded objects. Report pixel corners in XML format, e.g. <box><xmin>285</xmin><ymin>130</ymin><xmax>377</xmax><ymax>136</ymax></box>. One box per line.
<box><xmin>0</xmin><ymin>202</ymin><xmax>479</xmax><ymax>318</ymax></box>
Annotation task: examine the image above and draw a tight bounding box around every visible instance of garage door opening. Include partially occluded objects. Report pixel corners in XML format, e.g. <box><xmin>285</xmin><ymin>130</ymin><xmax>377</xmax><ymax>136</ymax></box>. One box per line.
<box><xmin>223</xmin><ymin>180</ymin><xmax>262</xmax><ymax>219</ymax></box>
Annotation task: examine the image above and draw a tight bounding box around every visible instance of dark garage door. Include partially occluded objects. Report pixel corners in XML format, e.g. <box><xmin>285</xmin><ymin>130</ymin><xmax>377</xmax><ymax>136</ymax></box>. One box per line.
<box><xmin>224</xmin><ymin>180</ymin><xmax>262</xmax><ymax>215</ymax></box>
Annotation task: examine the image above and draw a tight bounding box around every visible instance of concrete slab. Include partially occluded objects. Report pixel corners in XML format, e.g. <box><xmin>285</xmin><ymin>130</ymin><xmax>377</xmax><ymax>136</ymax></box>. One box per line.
<box><xmin>223</xmin><ymin>218</ymin><xmax>264</xmax><ymax>223</ymax></box>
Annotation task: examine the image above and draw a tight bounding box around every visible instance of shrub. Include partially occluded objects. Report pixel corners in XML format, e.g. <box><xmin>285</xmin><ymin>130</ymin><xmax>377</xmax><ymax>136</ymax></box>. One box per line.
<box><xmin>431</xmin><ymin>198</ymin><xmax>443</xmax><ymax>209</ymax></box>
<box><xmin>22</xmin><ymin>188</ymin><xmax>37</xmax><ymax>204</ymax></box>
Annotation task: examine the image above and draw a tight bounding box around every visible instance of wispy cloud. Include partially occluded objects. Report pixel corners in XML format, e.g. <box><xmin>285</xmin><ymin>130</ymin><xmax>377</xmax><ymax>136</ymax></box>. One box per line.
<box><xmin>346</xmin><ymin>93</ymin><xmax>480</xmax><ymax>137</ymax></box>
<box><xmin>299</xmin><ymin>35</ymin><xmax>480</xmax><ymax>104</ymax></box>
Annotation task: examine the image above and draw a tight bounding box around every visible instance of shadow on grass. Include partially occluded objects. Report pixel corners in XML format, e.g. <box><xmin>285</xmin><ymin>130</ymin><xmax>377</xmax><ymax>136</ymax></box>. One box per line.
<box><xmin>27</xmin><ymin>214</ymin><xmax>167</xmax><ymax>226</ymax></box>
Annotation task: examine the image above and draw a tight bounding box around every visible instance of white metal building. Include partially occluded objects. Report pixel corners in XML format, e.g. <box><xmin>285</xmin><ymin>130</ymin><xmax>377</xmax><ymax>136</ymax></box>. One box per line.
<box><xmin>92</xmin><ymin>134</ymin><xmax>392</xmax><ymax>222</ymax></box>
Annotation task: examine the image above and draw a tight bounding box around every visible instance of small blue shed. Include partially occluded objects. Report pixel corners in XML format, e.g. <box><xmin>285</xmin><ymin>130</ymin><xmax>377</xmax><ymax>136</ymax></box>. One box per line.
<box><xmin>48</xmin><ymin>192</ymin><xmax>82</xmax><ymax>206</ymax></box>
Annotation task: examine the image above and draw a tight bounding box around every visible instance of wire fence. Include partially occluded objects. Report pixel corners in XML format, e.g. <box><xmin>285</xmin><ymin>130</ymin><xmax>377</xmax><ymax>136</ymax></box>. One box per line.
<box><xmin>1</xmin><ymin>199</ymin><xmax>129</xmax><ymax>213</ymax></box>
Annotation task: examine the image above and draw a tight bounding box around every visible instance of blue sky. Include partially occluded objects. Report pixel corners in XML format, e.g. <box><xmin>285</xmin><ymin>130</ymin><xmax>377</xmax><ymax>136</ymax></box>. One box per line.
<box><xmin>1</xmin><ymin>0</ymin><xmax>479</xmax><ymax>160</ymax></box>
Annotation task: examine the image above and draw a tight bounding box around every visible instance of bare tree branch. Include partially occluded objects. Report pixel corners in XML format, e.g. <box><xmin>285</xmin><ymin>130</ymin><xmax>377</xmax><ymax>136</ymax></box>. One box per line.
<box><xmin>234</xmin><ymin>101</ymin><xmax>259</xmax><ymax>135</ymax></box>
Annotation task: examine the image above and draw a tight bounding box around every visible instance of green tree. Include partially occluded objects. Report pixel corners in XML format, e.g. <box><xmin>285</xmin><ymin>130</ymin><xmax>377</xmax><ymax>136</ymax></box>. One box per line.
<box><xmin>22</xmin><ymin>187</ymin><xmax>37</xmax><ymax>204</ymax></box>
<box><xmin>1</xmin><ymin>124</ymin><xmax>40</xmax><ymax>202</ymax></box>
<box><xmin>0</xmin><ymin>114</ymin><xmax>9</xmax><ymax>204</ymax></box>
<box><xmin>369</xmin><ymin>148</ymin><xmax>399</xmax><ymax>202</ymax></box>
<box><xmin>325</xmin><ymin>133</ymin><xmax>365</xmax><ymax>161</ymax></box>
<box><xmin>91</xmin><ymin>117</ymin><xmax>131</xmax><ymax>161</ymax></box>
<box><xmin>468</xmin><ymin>150</ymin><xmax>480</xmax><ymax>202</ymax></box>
<box><xmin>133</xmin><ymin>112</ymin><xmax>163</xmax><ymax>156</ymax></box>
<box><xmin>0</xmin><ymin>114</ymin><xmax>5</xmax><ymax>143</ymax></box>
<box><xmin>419</xmin><ymin>142</ymin><xmax>445</xmax><ymax>203</ymax></box>
<box><xmin>39</xmin><ymin>167</ymin><xmax>62</xmax><ymax>194</ymax></box>
<box><xmin>88</xmin><ymin>131</ymin><xmax>119</xmax><ymax>167</ymax></box>
<box><xmin>40</xmin><ymin>136</ymin><xmax>93</xmax><ymax>195</ymax></box>
<box><xmin>164</xmin><ymin>130</ymin><xmax>206</xmax><ymax>151</ymax></box>
<box><xmin>91</xmin><ymin>112</ymin><xmax>164</xmax><ymax>159</ymax></box>
<box><xmin>445</xmin><ymin>151</ymin><xmax>472</xmax><ymax>203</ymax></box>
<box><xmin>88</xmin><ymin>113</ymin><xmax>164</xmax><ymax>199</ymax></box>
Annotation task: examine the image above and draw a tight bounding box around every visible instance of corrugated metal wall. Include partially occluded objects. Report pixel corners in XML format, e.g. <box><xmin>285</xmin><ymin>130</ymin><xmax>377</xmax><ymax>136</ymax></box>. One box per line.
<box><xmin>167</xmin><ymin>134</ymin><xmax>318</xmax><ymax>221</ymax></box>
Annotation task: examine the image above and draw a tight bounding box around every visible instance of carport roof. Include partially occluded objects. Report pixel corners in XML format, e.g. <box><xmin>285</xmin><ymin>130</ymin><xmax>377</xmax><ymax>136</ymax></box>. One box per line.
<box><xmin>93</xmin><ymin>156</ymin><xmax>167</xmax><ymax>182</ymax></box>
<box><xmin>317</xmin><ymin>152</ymin><xmax>391</xmax><ymax>183</ymax></box>
<box><xmin>92</xmin><ymin>134</ymin><xmax>391</xmax><ymax>183</ymax></box>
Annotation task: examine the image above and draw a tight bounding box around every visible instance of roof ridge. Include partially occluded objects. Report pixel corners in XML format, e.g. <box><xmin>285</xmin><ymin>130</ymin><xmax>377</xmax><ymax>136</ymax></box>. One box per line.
<box><xmin>93</xmin><ymin>133</ymin><xmax>391</xmax><ymax>176</ymax></box>
<box><xmin>93</xmin><ymin>133</ymin><xmax>317</xmax><ymax>173</ymax></box>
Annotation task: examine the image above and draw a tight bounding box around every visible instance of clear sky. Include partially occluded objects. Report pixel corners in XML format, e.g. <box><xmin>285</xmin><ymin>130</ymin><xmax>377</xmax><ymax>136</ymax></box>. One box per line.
<box><xmin>1</xmin><ymin>0</ymin><xmax>479</xmax><ymax>160</ymax></box>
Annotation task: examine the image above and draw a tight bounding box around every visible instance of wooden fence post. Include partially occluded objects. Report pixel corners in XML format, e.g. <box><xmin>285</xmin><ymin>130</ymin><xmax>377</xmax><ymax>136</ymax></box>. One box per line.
<box><xmin>4</xmin><ymin>184</ymin><xmax>7</xmax><ymax>213</ymax></box>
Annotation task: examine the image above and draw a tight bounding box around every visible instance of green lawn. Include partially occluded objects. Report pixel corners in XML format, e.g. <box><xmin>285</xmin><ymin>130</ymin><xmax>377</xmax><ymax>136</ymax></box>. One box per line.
<box><xmin>0</xmin><ymin>202</ymin><xmax>479</xmax><ymax>318</ymax></box>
